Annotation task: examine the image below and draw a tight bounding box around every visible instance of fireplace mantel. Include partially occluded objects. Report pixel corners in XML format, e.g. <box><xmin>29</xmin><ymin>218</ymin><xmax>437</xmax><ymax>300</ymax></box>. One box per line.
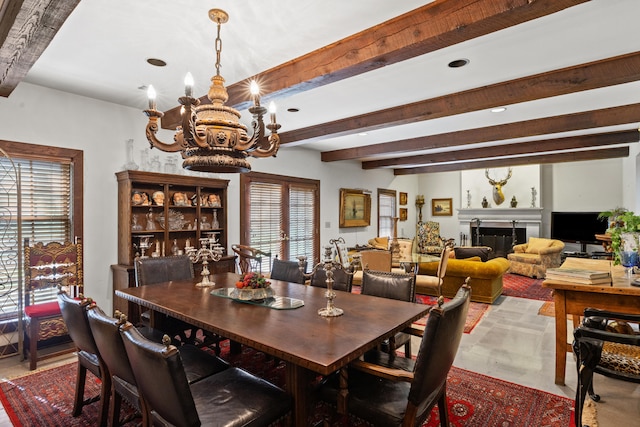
<box><xmin>457</xmin><ymin>207</ymin><xmax>543</xmax><ymax>242</ymax></box>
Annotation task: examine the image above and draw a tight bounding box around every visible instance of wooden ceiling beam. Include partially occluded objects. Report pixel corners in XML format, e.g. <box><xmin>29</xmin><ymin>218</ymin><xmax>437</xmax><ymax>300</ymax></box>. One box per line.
<box><xmin>362</xmin><ymin>130</ymin><xmax>639</xmax><ymax>169</ymax></box>
<box><xmin>281</xmin><ymin>51</ymin><xmax>640</xmax><ymax>146</ymax></box>
<box><xmin>0</xmin><ymin>0</ymin><xmax>80</xmax><ymax>97</ymax></box>
<box><xmin>394</xmin><ymin>147</ymin><xmax>630</xmax><ymax>175</ymax></box>
<box><xmin>160</xmin><ymin>0</ymin><xmax>588</xmax><ymax>129</ymax></box>
<box><xmin>323</xmin><ymin>104</ymin><xmax>640</xmax><ymax>162</ymax></box>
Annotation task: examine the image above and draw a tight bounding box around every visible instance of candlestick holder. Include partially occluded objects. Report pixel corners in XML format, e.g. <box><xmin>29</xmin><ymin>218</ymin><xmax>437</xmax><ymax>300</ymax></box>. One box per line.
<box><xmin>137</xmin><ymin>235</ymin><xmax>153</xmax><ymax>258</ymax></box>
<box><xmin>185</xmin><ymin>232</ymin><xmax>224</xmax><ymax>287</ymax></box>
<box><xmin>298</xmin><ymin>238</ymin><xmax>354</xmax><ymax>317</ymax></box>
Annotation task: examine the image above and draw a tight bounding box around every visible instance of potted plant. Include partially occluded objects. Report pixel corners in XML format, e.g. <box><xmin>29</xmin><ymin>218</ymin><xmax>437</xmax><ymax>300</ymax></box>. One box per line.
<box><xmin>598</xmin><ymin>209</ymin><xmax>640</xmax><ymax>264</ymax></box>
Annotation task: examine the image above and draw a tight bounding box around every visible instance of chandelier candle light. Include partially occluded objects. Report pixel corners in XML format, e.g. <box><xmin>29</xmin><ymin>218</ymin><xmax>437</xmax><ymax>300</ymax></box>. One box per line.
<box><xmin>143</xmin><ymin>9</ymin><xmax>281</xmax><ymax>174</ymax></box>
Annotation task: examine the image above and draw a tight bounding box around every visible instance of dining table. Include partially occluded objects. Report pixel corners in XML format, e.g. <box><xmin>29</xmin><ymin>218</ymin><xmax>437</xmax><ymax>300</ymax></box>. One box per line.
<box><xmin>115</xmin><ymin>271</ymin><xmax>431</xmax><ymax>426</ymax></box>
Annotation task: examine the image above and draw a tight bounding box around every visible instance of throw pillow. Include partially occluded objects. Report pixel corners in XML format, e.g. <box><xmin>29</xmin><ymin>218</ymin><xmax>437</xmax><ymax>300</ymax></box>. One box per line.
<box><xmin>525</xmin><ymin>237</ymin><xmax>553</xmax><ymax>254</ymax></box>
<box><xmin>368</xmin><ymin>236</ymin><xmax>389</xmax><ymax>250</ymax></box>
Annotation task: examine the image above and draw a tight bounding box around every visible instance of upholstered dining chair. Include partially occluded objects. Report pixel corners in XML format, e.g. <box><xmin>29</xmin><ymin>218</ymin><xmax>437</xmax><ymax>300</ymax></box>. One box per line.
<box><xmin>310</xmin><ymin>267</ymin><xmax>353</xmax><ymax>292</ymax></box>
<box><xmin>57</xmin><ymin>291</ymin><xmax>110</xmax><ymax>426</ymax></box>
<box><xmin>120</xmin><ymin>321</ymin><xmax>292</xmax><ymax>427</ymax></box>
<box><xmin>87</xmin><ymin>306</ymin><xmax>230</xmax><ymax>426</ymax></box>
<box><xmin>24</xmin><ymin>237</ymin><xmax>83</xmax><ymax>370</ymax></box>
<box><xmin>319</xmin><ymin>282</ymin><xmax>471</xmax><ymax>427</ymax></box>
<box><xmin>134</xmin><ymin>255</ymin><xmax>223</xmax><ymax>352</ymax></box>
<box><xmin>573</xmin><ymin>307</ymin><xmax>640</xmax><ymax>427</ymax></box>
<box><xmin>270</xmin><ymin>257</ymin><xmax>307</xmax><ymax>284</ymax></box>
<box><xmin>361</xmin><ymin>269</ymin><xmax>417</xmax><ymax>357</ymax></box>
<box><xmin>231</xmin><ymin>244</ymin><xmax>271</xmax><ymax>274</ymax></box>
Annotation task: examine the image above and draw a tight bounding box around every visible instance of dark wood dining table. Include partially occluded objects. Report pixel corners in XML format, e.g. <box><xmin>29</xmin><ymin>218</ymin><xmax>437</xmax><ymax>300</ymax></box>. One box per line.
<box><xmin>115</xmin><ymin>271</ymin><xmax>430</xmax><ymax>426</ymax></box>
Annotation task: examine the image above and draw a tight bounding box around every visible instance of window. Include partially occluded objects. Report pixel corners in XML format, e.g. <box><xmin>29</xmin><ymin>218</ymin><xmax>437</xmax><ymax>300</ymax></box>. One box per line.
<box><xmin>0</xmin><ymin>141</ymin><xmax>82</xmax><ymax>333</ymax></box>
<box><xmin>240</xmin><ymin>172</ymin><xmax>319</xmax><ymax>271</ymax></box>
<box><xmin>378</xmin><ymin>189</ymin><xmax>397</xmax><ymax>238</ymax></box>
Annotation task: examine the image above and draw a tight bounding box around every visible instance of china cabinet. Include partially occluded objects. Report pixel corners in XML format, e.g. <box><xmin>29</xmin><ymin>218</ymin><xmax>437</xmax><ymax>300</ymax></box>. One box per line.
<box><xmin>111</xmin><ymin>170</ymin><xmax>235</xmax><ymax>317</ymax></box>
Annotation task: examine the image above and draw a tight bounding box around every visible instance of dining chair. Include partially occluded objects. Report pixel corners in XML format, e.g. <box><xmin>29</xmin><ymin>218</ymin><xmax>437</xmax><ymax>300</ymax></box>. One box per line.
<box><xmin>24</xmin><ymin>237</ymin><xmax>83</xmax><ymax>370</ymax></box>
<box><xmin>270</xmin><ymin>257</ymin><xmax>307</xmax><ymax>284</ymax></box>
<box><xmin>57</xmin><ymin>291</ymin><xmax>110</xmax><ymax>426</ymax></box>
<box><xmin>134</xmin><ymin>255</ymin><xmax>224</xmax><ymax>352</ymax></box>
<box><xmin>120</xmin><ymin>321</ymin><xmax>292</xmax><ymax>427</ymax></box>
<box><xmin>573</xmin><ymin>307</ymin><xmax>640</xmax><ymax>427</ymax></box>
<box><xmin>310</xmin><ymin>267</ymin><xmax>353</xmax><ymax>292</ymax></box>
<box><xmin>361</xmin><ymin>269</ymin><xmax>417</xmax><ymax>357</ymax></box>
<box><xmin>87</xmin><ymin>306</ymin><xmax>230</xmax><ymax>426</ymax></box>
<box><xmin>359</xmin><ymin>250</ymin><xmax>392</xmax><ymax>272</ymax></box>
<box><xmin>414</xmin><ymin>244</ymin><xmax>453</xmax><ymax>297</ymax></box>
<box><xmin>319</xmin><ymin>282</ymin><xmax>471</xmax><ymax>427</ymax></box>
<box><xmin>231</xmin><ymin>244</ymin><xmax>271</xmax><ymax>274</ymax></box>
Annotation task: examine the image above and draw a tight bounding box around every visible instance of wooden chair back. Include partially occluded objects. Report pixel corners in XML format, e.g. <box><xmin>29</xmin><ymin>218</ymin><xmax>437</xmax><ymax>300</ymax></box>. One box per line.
<box><xmin>360</xmin><ymin>250</ymin><xmax>392</xmax><ymax>272</ymax></box>
<box><xmin>231</xmin><ymin>244</ymin><xmax>271</xmax><ymax>274</ymax></box>
<box><xmin>25</xmin><ymin>237</ymin><xmax>83</xmax><ymax>303</ymax></box>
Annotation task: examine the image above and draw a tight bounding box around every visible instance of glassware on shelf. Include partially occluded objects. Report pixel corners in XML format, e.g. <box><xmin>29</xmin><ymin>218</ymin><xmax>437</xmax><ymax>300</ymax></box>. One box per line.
<box><xmin>164</xmin><ymin>156</ymin><xmax>178</xmax><ymax>175</ymax></box>
<box><xmin>212</xmin><ymin>209</ymin><xmax>220</xmax><ymax>229</ymax></box>
<box><xmin>145</xmin><ymin>208</ymin><xmax>155</xmax><ymax>231</ymax></box>
<box><xmin>171</xmin><ymin>239</ymin><xmax>180</xmax><ymax>256</ymax></box>
<box><xmin>123</xmin><ymin>139</ymin><xmax>139</xmax><ymax>170</ymax></box>
<box><xmin>150</xmin><ymin>155</ymin><xmax>161</xmax><ymax>172</ymax></box>
<box><xmin>620</xmin><ymin>250</ymin><xmax>638</xmax><ymax>279</ymax></box>
<box><xmin>131</xmin><ymin>214</ymin><xmax>143</xmax><ymax>231</ymax></box>
<box><xmin>200</xmin><ymin>216</ymin><xmax>210</xmax><ymax>229</ymax></box>
<box><xmin>140</xmin><ymin>149</ymin><xmax>150</xmax><ymax>171</ymax></box>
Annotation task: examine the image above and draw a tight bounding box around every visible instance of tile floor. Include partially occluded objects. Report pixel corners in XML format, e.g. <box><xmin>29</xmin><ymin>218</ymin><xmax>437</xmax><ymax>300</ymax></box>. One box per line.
<box><xmin>0</xmin><ymin>295</ymin><xmax>638</xmax><ymax>426</ymax></box>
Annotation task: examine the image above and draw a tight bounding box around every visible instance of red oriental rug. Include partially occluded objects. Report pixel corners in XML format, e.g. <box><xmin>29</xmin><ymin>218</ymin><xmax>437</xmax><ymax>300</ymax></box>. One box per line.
<box><xmin>0</xmin><ymin>343</ymin><xmax>574</xmax><ymax>427</ymax></box>
<box><xmin>501</xmin><ymin>273</ymin><xmax>552</xmax><ymax>301</ymax></box>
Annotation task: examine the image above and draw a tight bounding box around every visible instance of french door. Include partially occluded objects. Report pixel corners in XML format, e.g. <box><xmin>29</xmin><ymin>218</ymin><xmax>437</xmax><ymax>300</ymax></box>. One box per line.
<box><xmin>240</xmin><ymin>172</ymin><xmax>319</xmax><ymax>272</ymax></box>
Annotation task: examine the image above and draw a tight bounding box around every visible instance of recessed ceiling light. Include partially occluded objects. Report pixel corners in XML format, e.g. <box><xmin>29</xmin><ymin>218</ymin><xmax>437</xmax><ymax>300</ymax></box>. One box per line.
<box><xmin>448</xmin><ymin>58</ymin><xmax>469</xmax><ymax>68</ymax></box>
<box><xmin>491</xmin><ymin>107</ymin><xmax>507</xmax><ymax>113</ymax></box>
<box><xmin>358</xmin><ymin>132</ymin><xmax>368</xmax><ymax>136</ymax></box>
<box><xmin>147</xmin><ymin>58</ymin><xmax>167</xmax><ymax>67</ymax></box>
<box><xmin>287</xmin><ymin>108</ymin><xmax>299</xmax><ymax>113</ymax></box>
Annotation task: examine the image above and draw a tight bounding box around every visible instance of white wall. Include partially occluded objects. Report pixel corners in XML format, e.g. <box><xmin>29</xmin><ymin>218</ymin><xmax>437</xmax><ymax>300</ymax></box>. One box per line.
<box><xmin>0</xmin><ymin>83</ymin><xmax>417</xmax><ymax>312</ymax></box>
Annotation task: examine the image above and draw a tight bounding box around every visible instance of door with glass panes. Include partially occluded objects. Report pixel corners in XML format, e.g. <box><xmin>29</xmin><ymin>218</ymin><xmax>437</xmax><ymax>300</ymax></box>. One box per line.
<box><xmin>240</xmin><ymin>172</ymin><xmax>319</xmax><ymax>273</ymax></box>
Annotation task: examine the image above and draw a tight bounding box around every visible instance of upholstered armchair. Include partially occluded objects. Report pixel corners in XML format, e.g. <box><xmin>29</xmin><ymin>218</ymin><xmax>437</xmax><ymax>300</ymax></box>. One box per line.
<box><xmin>507</xmin><ymin>237</ymin><xmax>564</xmax><ymax>278</ymax></box>
<box><xmin>416</xmin><ymin>221</ymin><xmax>446</xmax><ymax>255</ymax></box>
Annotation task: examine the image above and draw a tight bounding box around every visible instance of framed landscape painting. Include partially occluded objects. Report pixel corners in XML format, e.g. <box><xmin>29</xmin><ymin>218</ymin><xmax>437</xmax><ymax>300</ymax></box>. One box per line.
<box><xmin>339</xmin><ymin>188</ymin><xmax>371</xmax><ymax>227</ymax></box>
<box><xmin>432</xmin><ymin>198</ymin><xmax>453</xmax><ymax>216</ymax></box>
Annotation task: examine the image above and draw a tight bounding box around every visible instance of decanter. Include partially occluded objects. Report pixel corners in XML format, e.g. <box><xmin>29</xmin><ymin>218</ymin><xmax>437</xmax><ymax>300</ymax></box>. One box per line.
<box><xmin>123</xmin><ymin>139</ymin><xmax>139</xmax><ymax>170</ymax></box>
<box><xmin>212</xmin><ymin>209</ymin><xmax>220</xmax><ymax>229</ymax></box>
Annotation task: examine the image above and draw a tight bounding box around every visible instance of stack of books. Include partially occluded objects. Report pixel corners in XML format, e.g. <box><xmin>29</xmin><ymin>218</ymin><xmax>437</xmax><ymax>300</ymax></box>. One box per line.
<box><xmin>545</xmin><ymin>267</ymin><xmax>611</xmax><ymax>285</ymax></box>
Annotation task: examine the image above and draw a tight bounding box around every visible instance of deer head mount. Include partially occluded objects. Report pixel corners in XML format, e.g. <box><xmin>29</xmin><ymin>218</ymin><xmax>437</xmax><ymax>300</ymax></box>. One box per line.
<box><xmin>485</xmin><ymin>168</ymin><xmax>512</xmax><ymax>205</ymax></box>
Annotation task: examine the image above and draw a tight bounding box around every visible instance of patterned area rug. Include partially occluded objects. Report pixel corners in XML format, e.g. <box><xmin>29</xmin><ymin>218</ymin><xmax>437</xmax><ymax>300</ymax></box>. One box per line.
<box><xmin>0</xmin><ymin>342</ymin><xmax>575</xmax><ymax>427</ymax></box>
<box><xmin>502</xmin><ymin>273</ymin><xmax>552</xmax><ymax>301</ymax></box>
<box><xmin>351</xmin><ymin>286</ymin><xmax>489</xmax><ymax>334</ymax></box>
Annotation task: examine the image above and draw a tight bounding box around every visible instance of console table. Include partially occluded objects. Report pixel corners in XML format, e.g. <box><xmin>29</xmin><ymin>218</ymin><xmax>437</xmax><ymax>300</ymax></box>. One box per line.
<box><xmin>542</xmin><ymin>257</ymin><xmax>640</xmax><ymax>385</ymax></box>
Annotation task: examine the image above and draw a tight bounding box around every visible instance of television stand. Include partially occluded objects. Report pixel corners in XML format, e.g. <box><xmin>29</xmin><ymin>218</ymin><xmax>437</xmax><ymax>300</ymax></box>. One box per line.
<box><xmin>563</xmin><ymin>251</ymin><xmax>590</xmax><ymax>260</ymax></box>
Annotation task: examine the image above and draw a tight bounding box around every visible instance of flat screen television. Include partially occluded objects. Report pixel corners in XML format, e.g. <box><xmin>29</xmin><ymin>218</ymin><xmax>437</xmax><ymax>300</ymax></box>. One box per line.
<box><xmin>550</xmin><ymin>211</ymin><xmax>608</xmax><ymax>251</ymax></box>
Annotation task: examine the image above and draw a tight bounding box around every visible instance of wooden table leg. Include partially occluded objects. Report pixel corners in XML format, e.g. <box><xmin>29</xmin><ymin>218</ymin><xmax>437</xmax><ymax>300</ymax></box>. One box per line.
<box><xmin>285</xmin><ymin>363</ymin><xmax>315</xmax><ymax>427</ymax></box>
<box><xmin>553</xmin><ymin>290</ymin><xmax>567</xmax><ymax>385</ymax></box>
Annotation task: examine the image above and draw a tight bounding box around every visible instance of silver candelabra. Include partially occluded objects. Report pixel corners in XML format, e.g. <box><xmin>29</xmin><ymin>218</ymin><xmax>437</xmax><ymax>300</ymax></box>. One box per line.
<box><xmin>298</xmin><ymin>238</ymin><xmax>354</xmax><ymax>317</ymax></box>
<box><xmin>185</xmin><ymin>232</ymin><xmax>224</xmax><ymax>287</ymax></box>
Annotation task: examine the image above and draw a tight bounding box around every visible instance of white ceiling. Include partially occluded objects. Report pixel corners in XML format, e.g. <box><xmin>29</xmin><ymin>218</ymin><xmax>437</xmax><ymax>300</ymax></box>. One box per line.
<box><xmin>16</xmin><ymin>0</ymin><xmax>640</xmax><ymax>171</ymax></box>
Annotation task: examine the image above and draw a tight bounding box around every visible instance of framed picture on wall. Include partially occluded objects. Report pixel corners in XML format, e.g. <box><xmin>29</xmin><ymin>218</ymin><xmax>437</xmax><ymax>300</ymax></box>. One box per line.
<box><xmin>399</xmin><ymin>208</ymin><xmax>408</xmax><ymax>221</ymax></box>
<box><xmin>431</xmin><ymin>198</ymin><xmax>453</xmax><ymax>216</ymax></box>
<box><xmin>399</xmin><ymin>192</ymin><xmax>408</xmax><ymax>205</ymax></box>
<box><xmin>339</xmin><ymin>188</ymin><xmax>371</xmax><ymax>227</ymax></box>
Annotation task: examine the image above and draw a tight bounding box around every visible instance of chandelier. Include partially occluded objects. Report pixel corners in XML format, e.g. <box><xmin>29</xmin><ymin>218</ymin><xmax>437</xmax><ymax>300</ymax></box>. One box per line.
<box><xmin>143</xmin><ymin>9</ymin><xmax>281</xmax><ymax>173</ymax></box>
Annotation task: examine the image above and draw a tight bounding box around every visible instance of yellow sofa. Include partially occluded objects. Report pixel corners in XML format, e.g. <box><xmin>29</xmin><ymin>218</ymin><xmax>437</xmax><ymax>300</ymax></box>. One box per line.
<box><xmin>507</xmin><ymin>237</ymin><xmax>564</xmax><ymax>279</ymax></box>
<box><xmin>418</xmin><ymin>257</ymin><xmax>510</xmax><ymax>303</ymax></box>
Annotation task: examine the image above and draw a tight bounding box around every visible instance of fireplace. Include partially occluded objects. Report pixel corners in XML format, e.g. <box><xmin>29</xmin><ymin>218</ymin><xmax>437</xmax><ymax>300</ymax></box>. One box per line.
<box><xmin>457</xmin><ymin>208</ymin><xmax>543</xmax><ymax>258</ymax></box>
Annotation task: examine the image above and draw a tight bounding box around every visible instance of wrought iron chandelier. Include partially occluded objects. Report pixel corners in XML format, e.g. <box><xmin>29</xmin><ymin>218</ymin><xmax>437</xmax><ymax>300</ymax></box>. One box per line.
<box><xmin>143</xmin><ymin>9</ymin><xmax>281</xmax><ymax>173</ymax></box>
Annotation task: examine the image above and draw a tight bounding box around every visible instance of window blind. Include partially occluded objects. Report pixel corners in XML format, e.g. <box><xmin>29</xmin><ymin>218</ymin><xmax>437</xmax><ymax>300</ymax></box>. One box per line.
<box><xmin>248</xmin><ymin>181</ymin><xmax>282</xmax><ymax>272</ymax></box>
<box><xmin>289</xmin><ymin>184</ymin><xmax>315</xmax><ymax>264</ymax></box>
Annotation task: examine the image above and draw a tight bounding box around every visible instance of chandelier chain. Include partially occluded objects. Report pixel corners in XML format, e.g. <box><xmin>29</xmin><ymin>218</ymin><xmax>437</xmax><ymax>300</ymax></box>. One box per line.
<box><xmin>215</xmin><ymin>22</ymin><xmax>222</xmax><ymax>76</ymax></box>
